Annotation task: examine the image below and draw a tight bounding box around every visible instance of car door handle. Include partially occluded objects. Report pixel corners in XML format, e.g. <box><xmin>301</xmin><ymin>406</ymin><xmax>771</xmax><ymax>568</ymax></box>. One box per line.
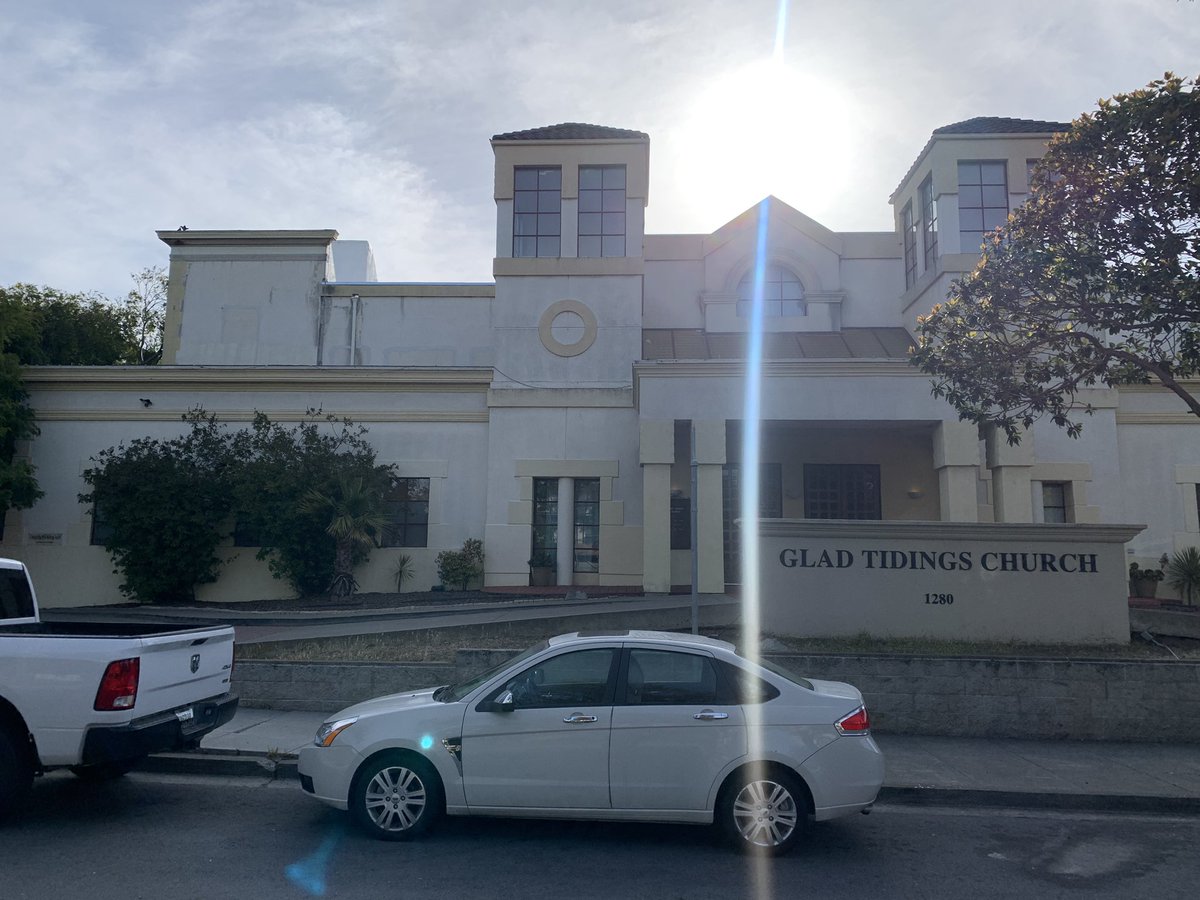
<box><xmin>563</xmin><ymin>713</ymin><xmax>598</xmax><ymax>724</ymax></box>
<box><xmin>694</xmin><ymin>710</ymin><xmax>729</xmax><ymax>720</ymax></box>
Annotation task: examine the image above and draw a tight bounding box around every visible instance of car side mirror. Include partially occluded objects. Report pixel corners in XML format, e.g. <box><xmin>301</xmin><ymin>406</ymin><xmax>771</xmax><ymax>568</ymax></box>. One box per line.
<box><xmin>477</xmin><ymin>690</ymin><xmax>516</xmax><ymax>713</ymax></box>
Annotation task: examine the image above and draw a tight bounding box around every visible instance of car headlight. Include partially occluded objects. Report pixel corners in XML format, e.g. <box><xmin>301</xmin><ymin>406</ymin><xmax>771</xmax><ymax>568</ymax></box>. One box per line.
<box><xmin>314</xmin><ymin>716</ymin><xmax>359</xmax><ymax>747</ymax></box>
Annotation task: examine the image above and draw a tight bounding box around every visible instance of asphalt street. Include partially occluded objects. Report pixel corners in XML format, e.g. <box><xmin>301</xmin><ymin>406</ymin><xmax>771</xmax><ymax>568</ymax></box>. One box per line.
<box><xmin>2</xmin><ymin>771</ymin><xmax>1197</xmax><ymax>900</ymax></box>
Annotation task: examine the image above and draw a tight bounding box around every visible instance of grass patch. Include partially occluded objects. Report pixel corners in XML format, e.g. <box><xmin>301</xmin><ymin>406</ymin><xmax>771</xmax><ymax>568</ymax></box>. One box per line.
<box><xmin>234</xmin><ymin>623</ymin><xmax>1200</xmax><ymax>663</ymax></box>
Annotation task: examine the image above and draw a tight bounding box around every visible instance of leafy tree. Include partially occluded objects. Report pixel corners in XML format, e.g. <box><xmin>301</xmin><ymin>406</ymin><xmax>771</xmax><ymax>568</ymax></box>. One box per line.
<box><xmin>299</xmin><ymin>472</ymin><xmax>389</xmax><ymax>598</ymax></box>
<box><xmin>79</xmin><ymin>412</ymin><xmax>236</xmax><ymax>603</ymax></box>
<box><xmin>913</xmin><ymin>73</ymin><xmax>1200</xmax><ymax>441</ymax></box>
<box><xmin>0</xmin><ymin>355</ymin><xmax>41</xmax><ymax>516</ymax></box>
<box><xmin>121</xmin><ymin>267</ymin><xmax>167</xmax><ymax>365</ymax></box>
<box><xmin>0</xmin><ymin>284</ymin><xmax>131</xmax><ymax>366</ymax></box>
<box><xmin>227</xmin><ymin>412</ymin><xmax>394</xmax><ymax>597</ymax></box>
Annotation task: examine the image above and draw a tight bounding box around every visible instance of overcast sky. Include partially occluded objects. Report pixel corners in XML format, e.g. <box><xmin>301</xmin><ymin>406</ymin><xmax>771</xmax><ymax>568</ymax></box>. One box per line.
<box><xmin>1</xmin><ymin>0</ymin><xmax>1197</xmax><ymax>300</ymax></box>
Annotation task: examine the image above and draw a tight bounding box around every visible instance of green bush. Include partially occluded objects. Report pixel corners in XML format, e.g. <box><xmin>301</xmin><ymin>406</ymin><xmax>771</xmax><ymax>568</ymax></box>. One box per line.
<box><xmin>1167</xmin><ymin>547</ymin><xmax>1200</xmax><ymax>606</ymax></box>
<box><xmin>436</xmin><ymin>539</ymin><xmax>484</xmax><ymax>590</ymax></box>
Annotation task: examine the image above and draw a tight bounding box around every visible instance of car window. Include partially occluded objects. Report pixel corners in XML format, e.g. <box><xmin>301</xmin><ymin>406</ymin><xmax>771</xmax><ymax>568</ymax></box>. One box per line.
<box><xmin>624</xmin><ymin>649</ymin><xmax>720</xmax><ymax>705</ymax></box>
<box><xmin>717</xmin><ymin>661</ymin><xmax>782</xmax><ymax>705</ymax></box>
<box><xmin>497</xmin><ymin>648</ymin><xmax>617</xmax><ymax>709</ymax></box>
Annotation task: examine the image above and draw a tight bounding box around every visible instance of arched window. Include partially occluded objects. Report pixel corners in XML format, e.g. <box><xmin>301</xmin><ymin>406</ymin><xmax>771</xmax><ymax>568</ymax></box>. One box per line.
<box><xmin>736</xmin><ymin>265</ymin><xmax>806</xmax><ymax>318</ymax></box>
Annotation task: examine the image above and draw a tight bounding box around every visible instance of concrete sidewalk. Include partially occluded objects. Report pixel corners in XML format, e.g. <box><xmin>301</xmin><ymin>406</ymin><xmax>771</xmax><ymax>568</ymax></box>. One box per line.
<box><xmin>137</xmin><ymin>706</ymin><xmax>1200</xmax><ymax>814</ymax></box>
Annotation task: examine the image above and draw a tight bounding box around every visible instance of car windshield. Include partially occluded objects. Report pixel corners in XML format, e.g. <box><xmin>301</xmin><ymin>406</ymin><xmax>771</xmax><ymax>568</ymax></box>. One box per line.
<box><xmin>435</xmin><ymin>640</ymin><xmax>550</xmax><ymax>702</ymax></box>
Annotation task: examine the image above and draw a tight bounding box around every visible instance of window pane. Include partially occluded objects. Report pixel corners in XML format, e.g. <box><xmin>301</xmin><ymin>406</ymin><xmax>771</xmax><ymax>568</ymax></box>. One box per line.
<box><xmin>579</xmin><ymin>191</ymin><xmax>602</xmax><ymax>212</ymax></box>
<box><xmin>514</xmin><ymin>213</ymin><xmax>538</xmax><ymax>235</ymax></box>
<box><xmin>781</xmin><ymin>280</ymin><xmax>804</xmax><ymax>300</ymax></box>
<box><xmin>983</xmin><ymin>208</ymin><xmax>1008</xmax><ymax>230</ymax></box>
<box><xmin>961</xmin><ymin>231</ymin><xmax>984</xmax><ymax>250</ymax></box>
<box><xmin>537</xmin><ymin>168</ymin><xmax>561</xmax><ymax>189</ymax></box>
<box><xmin>514</xmin><ymin>168</ymin><xmax>538</xmax><ymax>189</ymax></box>
<box><xmin>514</xmin><ymin>192</ymin><xmax>537</xmax><ymax>213</ymax></box>
<box><xmin>980</xmin><ymin>162</ymin><xmax>1007</xmax><ymax>185</ymax></box>
<box><xmin>959</xmin><ymin>185</ymin><xmax>982</xmax><ymax>208</ymax></box>
<box><xmin>602</xmin><ymin>189</ymin><xmax>624</xmax><ymax>212</ymax></box>
<box><xmin>579</xmin><ymin>212</ymin><xmax>602</xmax><ymax>235</ymax></box>
<box><xmin>602</xmin><ymin>167</ymin><xmax>626</xmax><ymax>189</ymax></box>
<box><xmin>781</xmin><ymin>300</ymin><xmax>807</xmax><ymax>316</ymax></box>
<box><xmin>514</xmin><ymin>236</ymin><xmax>537</xmax><ymax>257</ymax></box>
<box><xmin>601</xmin><ymin>212</ymin><xmax>625</xmax><ymax>235</ymax></box>
<box><xmin>602</xmin><ymin>236</ymin><xmax>625</xmax><ymax>257</ymax></box>
<box><xmin>575</xmin><ymin>480</ymin><xmax>600</xmax><ymax>501</ymax></box>
<box><xmin>502</xmin><ymin>649</ymin><xmax>614</xmax><ymax>708</ymax></box>
<box><xmin>958</xmin><ymin>162</ymin><xmax>981</xmax><ymax>185</ymax></box>
<box><xmin>538</xmin><ymin>213</ymin><xmax>560</xmax><ymax>236</ymax></box>
<box><xmin>959</xmin><ymin>209</ymin><xmax>984</xmax><ymax>230</ymax></box>
<box><xmin>538</xmin><ymin>190</ymin><xmax>560</xmax><ymax>213</ymax></box>
<box><xmin>579</xmin><ymin>167</ymin><xmax>603</xmax><ymax>190</ymax></box>
<box><xmin>981</xmin><ymin>185</ymin><xmax>1008</xmax><ymax>207</ymax></box>
<box><xmin>537</xmin><ymin>237</ymin><xmax>560</xmax><ymax>257</ymax></box>
<box><xmin>578</xmin><ymin>235</ymin><xmax>602</xmax><ymax>257</ymax></box>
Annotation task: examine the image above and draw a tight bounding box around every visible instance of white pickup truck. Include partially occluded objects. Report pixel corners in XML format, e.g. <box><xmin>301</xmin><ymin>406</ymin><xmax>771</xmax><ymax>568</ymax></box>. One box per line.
<box><xmin>0</xmin><ymin>558</ymin><xmax>238</xmax><ymax>818</ymax></box>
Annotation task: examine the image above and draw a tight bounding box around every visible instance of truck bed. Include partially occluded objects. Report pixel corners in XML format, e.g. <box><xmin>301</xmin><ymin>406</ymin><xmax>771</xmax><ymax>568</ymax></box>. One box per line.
<box><xmin>1</xmin><ymin>620</ymin><xmax>229</xmax><ymax>638</ymax></box>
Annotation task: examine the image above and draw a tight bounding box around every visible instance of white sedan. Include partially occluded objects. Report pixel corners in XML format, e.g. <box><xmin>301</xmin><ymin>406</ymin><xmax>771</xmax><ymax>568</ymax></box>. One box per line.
<box><xmin>298</xmin><ymin>630</ymin><xmax>883</xmax><ymax>854</ymax></box>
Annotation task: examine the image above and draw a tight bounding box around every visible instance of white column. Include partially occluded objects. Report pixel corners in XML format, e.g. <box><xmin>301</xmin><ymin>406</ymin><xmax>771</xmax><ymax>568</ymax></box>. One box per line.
<box><xmin>556</xmin><ymin>477</ymin><xmax>574</xmax><ymax>586</ymax></box>
<box><xmin>986</xmin><ymin>426</ymin><xmax>1034</xmax><ymax>522</ymax></box>
<box><xmin>933</xmin><ymin>421</ymin><xmax>980</xmax><ymax>522</ymax></box>
<box><xmin>640</xmin><ymin>420</ymin><xmax>675</xmax><ymax>593</ymax></box>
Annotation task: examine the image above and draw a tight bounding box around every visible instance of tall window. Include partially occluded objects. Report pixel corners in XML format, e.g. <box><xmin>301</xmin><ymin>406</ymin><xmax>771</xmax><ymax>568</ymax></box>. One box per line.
<box><xmin>530</xmin><ymin>478</ymin><xmax>558</xmax><ymax>568</ymax></box>
<box><xmin>380</xmin><ymin>477</ymin><xmax>429</xmax><ymax>547</ymax></box>
<box><xmin>721</xmin><ymin>463</ymin><xmax>782</xmax><ymax>583</ymax></box>
<box><xmin>920</xmin><ymin>174</ymin><xmax>938</xmax><ymax>269</ymax></box>
<box><xmin>90</xmin><ymin>503</ymin><xmax>114</xmax><ymax>546</ymax></box>
<box><xmin>513</xmin><ymin>167</ymin><xmax>561</xmax><ymax>258</ymax></box>
<box><xmin>1041</xmin><ymin>482</ymin><xmax>1070</xmax><ymax>523</ymax></box>
<box><xmin>902</xmin><ymin>201</ymin><xmax>917</xmax><ymax>290</ymax></box>
<box><xmin>804</xmin><ymin>464</ymin><xmax>881</xmax><ymax>520</ymax></box>
<box><xmin>574</xmin><ymin>478</ymin><xmax>600</xmax><ymax>573</ymax></box>
<box><xmin>958</xmin><ymin>161</ymin><xmax>1008</xmax><ymax>251</ymax></box>
<box><xmin>736</xmin><ymin>266</ymin><xmax>806</xmax><ymax>318</ymax></box>
<box><xmin>578</xmin><ymin>166</ymin><xmax>626</xmax><ymax>257</ymax></box>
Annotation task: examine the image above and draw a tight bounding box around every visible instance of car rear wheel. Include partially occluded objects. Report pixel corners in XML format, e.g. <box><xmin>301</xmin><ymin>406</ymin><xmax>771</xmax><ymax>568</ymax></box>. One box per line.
<box><xmin>719</xmin><ymin>767</ymin><xmax>808</xmax><ymax>855</ymax></box>
<box><xmin>350</xmin><ymin>753</ymin><xmax>443</xmax><ymax>841</ymax></box>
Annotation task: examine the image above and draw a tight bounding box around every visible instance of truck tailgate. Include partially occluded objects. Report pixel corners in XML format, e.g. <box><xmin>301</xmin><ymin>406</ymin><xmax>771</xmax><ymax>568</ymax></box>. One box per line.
<box><xmin>135</xmin><ymin>627</ymin><xmax>235</xmax><ymax>714</ymax></box>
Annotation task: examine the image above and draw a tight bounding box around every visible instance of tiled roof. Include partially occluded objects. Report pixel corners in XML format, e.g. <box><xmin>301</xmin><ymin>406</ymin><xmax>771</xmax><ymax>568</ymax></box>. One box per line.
<box><xmin>491</xmin><ymin>123</ymin><xmax>649</xmax><ymax>142</ymax></box>
<box><xmin>641</xmin><ymin>328</ymin><xmax>915</xmax><ymax>362</ymax></box>
<box><xmin>933</xmin><ymin>117</ymin><xmax>1070</xmax><ymax>135</ymax></box>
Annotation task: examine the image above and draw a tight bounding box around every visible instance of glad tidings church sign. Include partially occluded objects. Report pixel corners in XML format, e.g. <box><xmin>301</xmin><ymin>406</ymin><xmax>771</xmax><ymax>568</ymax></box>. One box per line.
<box><xmin>758</xmin><ymin>521</ymin><xmax>1143</xmax><ymax>644</ymax></box>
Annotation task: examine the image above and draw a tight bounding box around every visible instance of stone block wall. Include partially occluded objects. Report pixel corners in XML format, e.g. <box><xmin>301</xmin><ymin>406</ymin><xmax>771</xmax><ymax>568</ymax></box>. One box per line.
<box><xmin>232</xmin><ymin>650</ymin><xmax>1200</xmax><ymax>742</ymax></box>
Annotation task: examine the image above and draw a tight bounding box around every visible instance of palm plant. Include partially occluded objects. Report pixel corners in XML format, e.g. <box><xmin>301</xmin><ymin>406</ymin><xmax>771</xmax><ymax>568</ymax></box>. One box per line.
<box><xmin>299</xmin><ymin>472</ymin><xmax>388</xmax><ymax>598</ymax></box>
<box><xmin>1167</xmin><ymin>547</ymin><xmax>1200</xmax><ymax>606</ymax></box>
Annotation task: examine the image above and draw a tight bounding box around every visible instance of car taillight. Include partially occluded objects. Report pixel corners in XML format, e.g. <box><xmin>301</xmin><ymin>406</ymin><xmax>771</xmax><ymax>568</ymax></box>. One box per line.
<box><xmin>835</xmin><ymin>706</ymin><xmax>870</xmax><ymax>735</ymax></box>
<box><xmin>95</xmin><ymin>657</ymin><xmax>140</xmax><ymax>711</ymax></box>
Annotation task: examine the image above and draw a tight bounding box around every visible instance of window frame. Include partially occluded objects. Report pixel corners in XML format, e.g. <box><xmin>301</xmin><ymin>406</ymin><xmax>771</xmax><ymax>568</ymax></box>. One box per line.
<box><xmin>803</xmin><ymin>463</ymin><xmax>882</xmax><ymax>520</ymax></box>
<box><xmin>902</xmin><ymin>200</ymin><xmax>917</xmax><ymax>289</ymax></box>
<box><xmin>957</xmin><ymin>160</ymin><xmax>1009</xmax><ymax>251</ymax></box>
<box><xmin>530</xmin><ymin>477</ymin><xmax>558</xmax><ymax>568</ymax></box>
<box><xmin>735</xmin><ymin>265</ymin><xmax>806</xmax><ymax>319</ymax></box>
<box><xmin>573</xmin><ymin>478</ymin><xmax>600</xmax><ymax>573</ymax></box>
<box><xmin>578</xmin><ymin>165</ymin><xmax>626</xmax><ymax>258</ymax></box>
<box><xmin>1041</xmin><ymin>481</ymin><xmax>1072</xmax><ymax>524</ymax></box>
<box><xmin>380</xmin><ymin>476</ymin><xmax>430</xmax><ymax>548</ymax></box>
<box><xmin>485</xmin><ymin>647</ymin><xmax>620</xmax><ymax>710</ymax></box>
<box><xmin>920</xmin><ymin>174</ymin><xmax>938</xmax><ymax>270</ymax></box>
<box><xmin>513</xmin><ymin>166</ymin><xmax>562</xmax><ymax>258</ymax></box>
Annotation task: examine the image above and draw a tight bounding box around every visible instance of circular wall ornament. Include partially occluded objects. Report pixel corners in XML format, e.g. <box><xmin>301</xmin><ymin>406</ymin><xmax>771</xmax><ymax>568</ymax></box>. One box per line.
<box><xmin>538</xmin><ymin>299</ymin><xmax>598</xmax><ymax>357</ymax></box>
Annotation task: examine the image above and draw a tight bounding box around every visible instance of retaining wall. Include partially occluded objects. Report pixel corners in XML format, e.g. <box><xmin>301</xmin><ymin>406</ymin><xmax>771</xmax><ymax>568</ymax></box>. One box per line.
<box><xmin>233</xmin><ymin>651</ymin><xmax>1200</xmax><ymax>742</ymax></box>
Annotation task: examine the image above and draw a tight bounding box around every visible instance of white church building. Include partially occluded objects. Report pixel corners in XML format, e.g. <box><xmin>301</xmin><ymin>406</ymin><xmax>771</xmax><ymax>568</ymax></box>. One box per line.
<box><xmin>5</xmin><ymin>120</ymin><xmax>1199</xmax><ymax>617</ymax></box>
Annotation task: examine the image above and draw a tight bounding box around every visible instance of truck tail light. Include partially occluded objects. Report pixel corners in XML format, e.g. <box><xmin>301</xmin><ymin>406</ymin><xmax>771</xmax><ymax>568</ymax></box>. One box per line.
<box><xmin>835</xmin><ymin>705</ymin><xmax>871</xmax><ymax>735</ymax></box>
<box><xmin>95</xmin><ymin>657</ymin><xmax>140</xmax><ymax>711</ymax></box>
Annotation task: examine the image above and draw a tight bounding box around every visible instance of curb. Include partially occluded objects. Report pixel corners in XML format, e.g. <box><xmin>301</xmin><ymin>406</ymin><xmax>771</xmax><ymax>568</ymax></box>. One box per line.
<box><xmin>141</xmin><ymin>751</ymin><xmax>299</xmax><ymax>780</ymax></box>
<box><xmin>877</xmin><ymin>785</ymin><xmax>1200</xmax><ymax>816</ymax></box>
<box><xmin>139</xmin><ymin>752</ymin><xmax>1200</xmax><ymax>815</ymax></box>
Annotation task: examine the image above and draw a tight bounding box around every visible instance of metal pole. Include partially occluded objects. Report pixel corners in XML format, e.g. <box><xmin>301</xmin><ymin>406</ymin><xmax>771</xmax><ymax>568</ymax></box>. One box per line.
<box><xmin>690</xmin><ymin>422</ymin><xmax>699</xmax><ymax>634</ymax></box>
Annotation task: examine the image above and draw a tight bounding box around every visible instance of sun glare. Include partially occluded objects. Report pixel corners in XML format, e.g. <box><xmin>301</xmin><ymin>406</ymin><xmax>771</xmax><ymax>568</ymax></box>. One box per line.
<box><xmin>678</xmin><ymin>58</ymin><xmax>856</xmax><ymax>225</ymax></box>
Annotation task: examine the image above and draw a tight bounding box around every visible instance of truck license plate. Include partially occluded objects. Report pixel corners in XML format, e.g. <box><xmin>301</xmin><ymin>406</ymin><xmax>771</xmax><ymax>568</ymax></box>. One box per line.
<box><xmin>175</xmin><ymin>707</ymin><xmax>195</xmax><ymax>723</ymax></box>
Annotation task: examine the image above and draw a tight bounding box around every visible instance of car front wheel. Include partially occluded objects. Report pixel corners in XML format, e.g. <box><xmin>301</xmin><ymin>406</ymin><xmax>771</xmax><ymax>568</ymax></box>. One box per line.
<box><xmin>719</xmin><ymin>767</ymin><xmax>808</xmax><ymax>855</ymax></box>
<box><xmin>350</xmin><ymin>753</ymin><xmax>443</xmax><ymax>841</ymax></box>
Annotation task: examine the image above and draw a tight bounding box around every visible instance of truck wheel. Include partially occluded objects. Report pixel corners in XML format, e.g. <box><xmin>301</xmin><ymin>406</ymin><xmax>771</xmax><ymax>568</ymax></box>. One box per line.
<box><xmin>0</xmin><ymin>725</ymin><xmax>34</xmax><ymax>820</ymax></box>
<box><xmin>70</xmin><ymin>758</ymin><xmax>141</xmax><ymax>781</ymax></box>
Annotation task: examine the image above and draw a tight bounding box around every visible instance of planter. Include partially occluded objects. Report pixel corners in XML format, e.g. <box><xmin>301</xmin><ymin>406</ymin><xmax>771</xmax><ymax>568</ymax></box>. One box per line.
<box><xmin>529</xmin><ymin>566</ymin><xmax>556</xmax><ymax>587</ymax></box>
<box><xmin>1130</xmin><ymin>578</ymin><xmax>1159</xmax><ymax>599</ymax></box>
